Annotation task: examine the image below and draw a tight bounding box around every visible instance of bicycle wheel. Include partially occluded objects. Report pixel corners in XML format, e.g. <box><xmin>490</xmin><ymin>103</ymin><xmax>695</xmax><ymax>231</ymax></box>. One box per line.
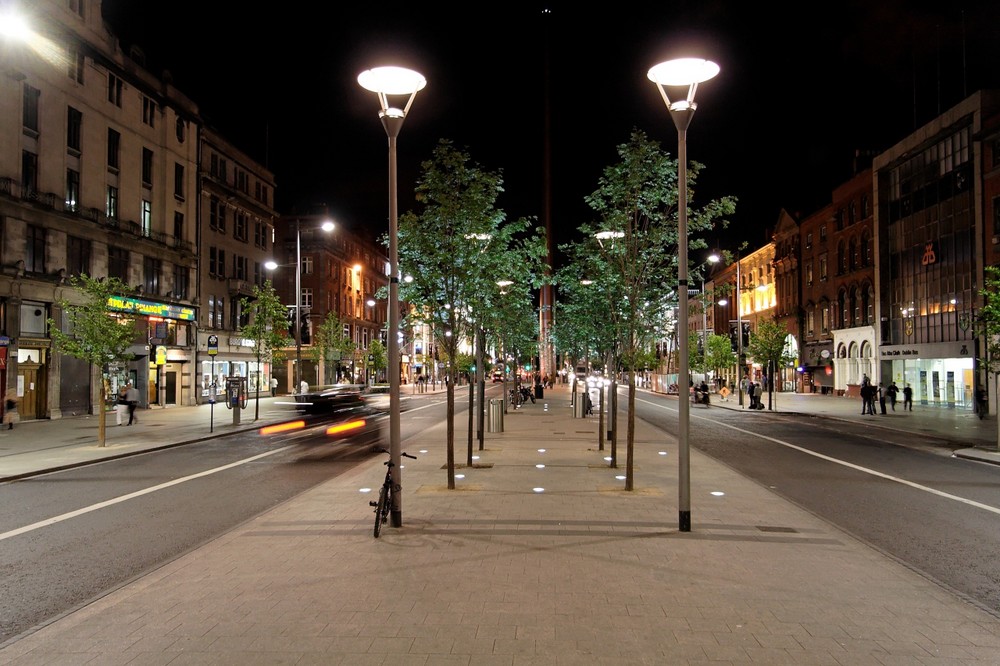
<box><xmin>373</xmin><ymin>485</ymin><xmax>388</xmax><ymax>538</ymax></box>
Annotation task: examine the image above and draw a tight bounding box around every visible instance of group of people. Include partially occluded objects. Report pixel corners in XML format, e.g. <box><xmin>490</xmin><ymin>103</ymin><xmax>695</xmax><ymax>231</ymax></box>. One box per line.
<box><xmin>740</xmin><ymin>377</ymin><xmax>765</xmax><ymax>409</ymax></box>
<box><xmin>116</xmin><ymin>382</ymin><xmax>140</xmax><ymax>426</ymax></box>
<box><xmin>859</xmin><ymin>375</ymin><xmax>912</xmax><ymax>414</ymax></box>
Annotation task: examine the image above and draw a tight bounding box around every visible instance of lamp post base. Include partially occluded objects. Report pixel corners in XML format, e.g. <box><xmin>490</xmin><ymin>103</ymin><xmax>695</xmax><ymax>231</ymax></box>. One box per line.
<box><xmin>679</xmin><ymin>510</ymin><xmax>691</xmax><ymax>533</ymax></box>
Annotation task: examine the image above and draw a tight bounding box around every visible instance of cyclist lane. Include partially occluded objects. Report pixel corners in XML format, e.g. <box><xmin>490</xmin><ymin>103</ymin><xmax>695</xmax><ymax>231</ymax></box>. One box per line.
<box><xmin>1</xmin><ymin>383</ymin><xmax>998</xmax><ymax>662</ymax></box>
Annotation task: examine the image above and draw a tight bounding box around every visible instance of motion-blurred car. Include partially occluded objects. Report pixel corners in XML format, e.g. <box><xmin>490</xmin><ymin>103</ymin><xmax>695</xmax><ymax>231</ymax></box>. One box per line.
<box><xmin>360</xmin><ymin>385</ymin><xmax>413</xmax><ymax>412</ymax></box>
<box><xmin>264</xmin><ymin>384</ymin><xmax>385</xmax><ymax>448</ymax></box>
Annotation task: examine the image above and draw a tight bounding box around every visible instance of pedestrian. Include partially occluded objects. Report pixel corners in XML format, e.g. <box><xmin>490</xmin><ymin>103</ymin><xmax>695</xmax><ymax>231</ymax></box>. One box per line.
<box><xmin>4</xmin><ymin>388</ymin><xmax>19</xmax><ymax>430</ymax></box>
<box><xmin>300</xmin><ymin>379</ymin><xmax>309</xmax><ymax>395</ymax></box>
<box><xmin>877</xmin><ymin>382</ymin><xmax>887</xmax><ymax>414</ymax></box>
<box><xmin>115</xmin><ymin>384</ymin><xmax>129</xmax><ymax>426</ymax></box>
<box><xmin>270</xmin><ymin>377</ymin><xmax>278</xmax><ymax>397</ymax></box>
<box><xmin>740</xmin><ymin>376</ymin><xmax>749</xmax><ymax>404</ymax></box>
<box><xmin>753</xmin><ymin>381</ymin><xmax>764</xmax><ymax>409</ymax></box>
<box><xmin>860</xmin><ymin>382</ymin><xmax>872</xmax><ymax>414</ymax></box>
<box><xmin>903</xmin><ymin>383</ymin><xmax>913</xmax><ymax>411</ymax></box>
<box><xmin>886</xmin><ymin>382</ymin><xmax>898</xmax><ymax>411</ymax></box>
<box><xmin>126</xmin><ymin>382</ymin><xmax>140</xmax><ymax>425</ymax></box>
<box><xmin>975</xmin><ymin>386</ymin><xmax>987</xmax><ymax>420</ymax></box>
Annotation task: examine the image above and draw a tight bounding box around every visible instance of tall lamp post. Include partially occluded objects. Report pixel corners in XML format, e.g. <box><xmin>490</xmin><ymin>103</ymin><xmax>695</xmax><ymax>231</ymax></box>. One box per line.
<box><xmin>359</xmin><ymin>66</ymin><xmax>426</xmax><ymax>529</ymax></box>
<box><xmin>649</xmin><ymin>57</ymin><xmax>719</xmax><ymax>533</ymax></box>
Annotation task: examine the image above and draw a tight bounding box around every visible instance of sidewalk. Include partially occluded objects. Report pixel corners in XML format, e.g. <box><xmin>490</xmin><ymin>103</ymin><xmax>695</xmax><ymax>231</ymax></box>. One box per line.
<box><xmin>1</xmin><ymin>383</ymin><xmax>999</xmax><ymax>663</ymax></box>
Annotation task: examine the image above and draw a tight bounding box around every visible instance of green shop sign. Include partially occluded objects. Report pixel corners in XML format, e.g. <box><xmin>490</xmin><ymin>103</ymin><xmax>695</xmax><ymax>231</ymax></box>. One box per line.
<box><xmin>106</xmin><ymin>296</ymin><xmax>196</xmax><ymax>321</ymax></box>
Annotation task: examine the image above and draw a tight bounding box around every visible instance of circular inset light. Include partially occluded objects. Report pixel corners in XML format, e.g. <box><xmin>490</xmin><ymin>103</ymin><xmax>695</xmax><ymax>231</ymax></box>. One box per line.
<box><xmin>537</xmin><ymin>448</ymin><xmax>546</xmax><ymax>453</ymax></box>
<box><xmin>455</xmin><ymin>474</ymin><xmax>465</xmax><ymax>480</ymax></box>
<box><xmin>536</xmin><ymin>464</ymin><xmax>545</xmax><ymax>469</ymax></box>
<box><xmin>532</xmin><ymin>487</ymin><xmax>545</xmax><ymax>493</ymax></box>
<box><xmin>419</xmin><ymin>449</ymin><xmax>428</xmax><ymax>454</ymax></box>
<box><xmin>615</xmin><ymin>475</ymin><xmax>626</xmax><ymax>480</ymax></box>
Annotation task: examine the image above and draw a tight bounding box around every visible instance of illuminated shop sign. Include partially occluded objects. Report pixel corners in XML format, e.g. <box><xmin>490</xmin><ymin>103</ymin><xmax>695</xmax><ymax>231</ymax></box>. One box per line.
<box><xmin>106</xmin><ymin>296</ymin><xmax>196</xmax><ymax>321</ymax></box>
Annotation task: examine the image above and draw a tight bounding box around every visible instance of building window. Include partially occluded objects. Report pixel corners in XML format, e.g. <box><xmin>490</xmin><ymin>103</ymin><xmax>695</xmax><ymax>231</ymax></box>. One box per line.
<box><xmin>805</xmin><ymin>261</ymin><xmax>813</xmax><ymax>286</ymax></box>
<box><xmin>106</xmin><ymin>185</ymin><xmax>119</xmax><ymax>219</ymax></box>
<box><xmin>175</xmin><ymin>117</ymin><xmax>185</xmax><ymax>143</ymax></box>
<box><xmin>865</xmin><ymin>285</ymin><xmax>874</xmax><ymax>325</ymax></box>
<box><xmin>805</xmin><ymin>232</ymin><xmax>812</xmax><ymax>249</ymax></box>
<box><xmin>302</xmin><ymin>288</ymin><xmax>313</xmax><ymax>308</ymax></box>
<box><xmin>302</xmin><ymin>256</ymin><xmax>313</xmax><ymax>275</ymax></box>
<box><xmin>21</xmin><ymin>150</ymin><xmax>38</xmax><ymax>196</ymax></box>
<box><xmin>143</xmin><ymin>256</ymin><xmax>161</xmax><ymax>296</ymax></box>
<box><xmin>107</xmin><ymin>128</ymin><xmax>120</xmax><ymax>170</ymax></box>
<box><xmin>141</xmin><ymin>95</ymin><xmax>156</xmax><ymax>127</ymax></box>
<box><xmin>66</xmin><ymin>45</ymin><xmax>84</xmax><ymax>82</ymax></box>
<box><xmin>174</xmin><ymin>211</ymin><xmax>184</xmax><ymax>241</ymax></box>
<box><xmin>209</xmin><ymin>196</ymin><xmax>226</xmax><ymax>232</ymax></box>
<box><xmin>67</xmin><ymin>236</ymin><xmax>90</xmax><ymax>276</ymax></box>
<box><xmin>108</xmin><ymin>246</ymin><xmax>128</xmax><ymax>282</ymax></box>
<box><xmin>107</xmin><ymin>72</ymin><xmax>123</xmax><ymax>107</ymax></box>
<box><xmin>174</xmin><ymin>163</ymin><xmax>184</xmax><ymax>199</ymax></box>
<box><xmin>852</xmin><ymin>287</ymin><xmax>861</xmax><ymax>326</ymax></box>
<box><xmin>819</xmin><ymin>256</ymin><xmax>827</xmax><ymax>281</ymax></box>
<box><xmin>67</xmin><ymin>106</ymin><xmax>82</xmax><ymax>153</ymax></box>
<box><xmin>254</xmin><ymin>220</ymin><xmax>267</xmax><ymax>249</ymax></box>
<box><xmin>141</xmin><ymin>148</ymin><xmax>153</xmax><ymax>185</ymax></box>
<box><xmin>821</xmin><ymin>305</ymin><xmax>829</xmax><ymax>333</ymax></box>
<box><xmin>23</xmin><ymin>83</ymin><xmax>40</xmax><ymax>134</ymax></box>
<box><xmin>26</xmin><ymin>225</ymin><xmax>45</xmax><ymax>273</ymax></box>
<box><xmin>839</xmin><ymin>291</ymin><xmax>849</xmax><ymax>328</ymax></box>
<box><xmin>861</xmin><ymin>194</ymin><xmax>871</xmax><ymax>218</ymax></box>
<box><xmin>173</xmin><ymin>264</ymin><xmax>188</xmax><ymax>300</ymax></box>
<box><xmin>806</xmin><ymin>308</ymin><xmax>814</xmax><ymax>337</ymax></box>
<box><xmin>69</xmin><ymin>0</ymin><xmax>85</xmax><ymax>18</ymax></box>
<box><xmin>993</xmin><ymin>196</ymin><xmax>1000</xmax><ymax>237</ymax></box>
<box><xmin>65</xmin><ymin>168</ymin><xmax>80</xmax><ymax>211</ymax></box>
<box><xmin>234</xmin><ymin>210</ymin><xmax>248</xmax><ymax>242</ymax></box>
<box><xmin>819</xmin><ymin>224</ymin><xmax>827</xmax><ymax>243</ymax></box>
<box><xmin>209</xmin><ymin>247</ymin><xmax>226</xmax><ymax>278</ymax></box>
<box><xmin>234</xmin><ymin>255</ymin><xmax>248</xmax><ymax>280</ymax></box>
<box><xmin>141</xmin><ymin>199</ymin><xmax>152</xmax><ymax>237</ymax></box>
<box><xmin>215</xmin><ymin>297</ymin><xmax>224</xmax><ymax>329</ymax></box>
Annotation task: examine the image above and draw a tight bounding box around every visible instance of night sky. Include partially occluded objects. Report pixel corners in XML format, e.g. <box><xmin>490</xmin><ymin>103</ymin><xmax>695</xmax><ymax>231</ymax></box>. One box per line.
<box><xmin>100</xmin><ymin>1</ymin><xmax>1000</xmax><ymax>260</ymax></box>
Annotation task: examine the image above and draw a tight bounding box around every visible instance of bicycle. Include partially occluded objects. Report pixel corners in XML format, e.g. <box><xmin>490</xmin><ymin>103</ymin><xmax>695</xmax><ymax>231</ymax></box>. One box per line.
<box><xmin>370</xmin><ymin>448</ymin><xmax>416</xmax><ymax>538</ymax></box>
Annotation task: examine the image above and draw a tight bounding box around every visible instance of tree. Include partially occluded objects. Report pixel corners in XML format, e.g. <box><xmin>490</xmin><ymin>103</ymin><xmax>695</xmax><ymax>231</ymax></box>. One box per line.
<box><xmin>558</xmin><ymin>129</ymin><xmax>736</xmax><ymax>490</ymax></box>
<box><xmin>977</xmin><ymin>265</ymin><xmax>1000</xmax><ymax>450</ymax></box>
<box><xmin>397</xmin><ymin>139</ymin><xmax>548</xmax><ymax>489</ymax></box>
<box><xmin>704</xmin><ymin>333</ymin><xmax>737</xmax><ymax>386</ymax></box>
<box><xmin>239</xmin><ymin>281</ymin><xmax>289</xmax><ymax>420</ymax></box>
<box><xmin>744</xmin><ymin>317</ymin><xmax>796</xmax><ymax>408</ymax></box>
<box><xmin>311</xmin><ymin>312</ymin><xmax>356</xmax><ymax>383</ymax></box>
<box><xmin>47</xmin><ymin>275</ymin><xmax>140</xmax><ymax>447</ymax></box>
<box><xmin>367</xmin><ymin>338</ymin><xmax>387</xmax><ymax>384</ymax></box>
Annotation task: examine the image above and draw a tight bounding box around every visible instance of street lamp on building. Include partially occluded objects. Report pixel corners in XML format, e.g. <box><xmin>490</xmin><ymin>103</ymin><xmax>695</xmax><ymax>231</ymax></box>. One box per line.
<box><xmin>358</xmin><ymin>65</ymin><xmax>425</xmax><ymax>529</ymax></box>
<box><xmin>648</xmin><ymin>57</ymin><xmax>719</xmax><ymax>533</ymax></box>
<box><xmin>265</xmin><ymin>218</ymin><xmax>333</xmax><ymax>393</ymax></box>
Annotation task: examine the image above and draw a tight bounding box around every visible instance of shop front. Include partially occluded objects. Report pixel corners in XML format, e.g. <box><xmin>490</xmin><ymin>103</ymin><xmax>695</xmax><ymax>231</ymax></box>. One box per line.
<box><xmin>879</xmin><ymin>340</ymin><xmax>976</xmax><ymax>410</ymax></box>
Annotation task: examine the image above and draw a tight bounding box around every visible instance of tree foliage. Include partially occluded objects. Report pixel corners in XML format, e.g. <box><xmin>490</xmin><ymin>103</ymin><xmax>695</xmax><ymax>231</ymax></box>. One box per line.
<box><xmin>239</xmin><ymin>280</ymin><xmax>289</xmax><ymax>418</ymax></box>
<box><xmin>555</xmin><ymin>129</ymin><xmax>737</xmax><ymax>490</ymax></box>
<box><xmin>744</xmin><ymin>317</ymin><xmax>797</xmax><ymax>387</ymax></box>
<box><xmin>47</xmin><ymin>275</ymin><xmax>140</xmax><ymax>446</ymax></box>
<box><xmin>311</xmin><ymin>311</ymin><xmax>357</xmax><ymax>381</ymax></box>
<box><xmin>397</xmin><ymin>139</ymin><xmax>548</xmax><ymax>489</ymax></box>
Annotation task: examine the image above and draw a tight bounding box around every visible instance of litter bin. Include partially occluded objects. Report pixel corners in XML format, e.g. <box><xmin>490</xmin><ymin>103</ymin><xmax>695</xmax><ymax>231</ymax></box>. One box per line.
<box><xmin>488</xmin><ymin>398</ymin><xmax>504</xmax><ymax>433</ymax></box>
<box><xmin>534</xmin><ymin>384</ymin><xmax>544</xmax><ymax>399</ymax></box>
<box><xmin>574</xmin><ymin>391</ymin><xmax>587</xmax><ymax>418</ymax></box>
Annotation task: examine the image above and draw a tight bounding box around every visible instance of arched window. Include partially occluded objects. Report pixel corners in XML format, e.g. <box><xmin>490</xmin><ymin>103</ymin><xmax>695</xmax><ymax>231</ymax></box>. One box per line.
<box><xmin>862</xmin><ymin>230</ymin><xmax>873</xmax><ymax>266</ymax></box>
<box><xmin>865</xmin><ymin>284</ymin><xmax>875</xmax><ymax>324</ymax></box>
<box><xmin>852</xmin><ymin>286</ymin><xmax>861</xmax><ymax>326</ymax></box>
<box><xmin>839</xmin><ymin>290</ymin><xmax>849</xmax><ymax>328</ymax></box>
<box><xmin>848</xmin><ymin>238</ymin><xmax>856</xmax><ymax>271</ymax></box>
<box><xmin>837</xmin><ymin>241</ymin><xmax>847</xmax><ymax>274</ymax></box>
<box><xmin>861</xmin><ymin>194</ymin><xmax>871</xmax><ymax>218</ymax></box>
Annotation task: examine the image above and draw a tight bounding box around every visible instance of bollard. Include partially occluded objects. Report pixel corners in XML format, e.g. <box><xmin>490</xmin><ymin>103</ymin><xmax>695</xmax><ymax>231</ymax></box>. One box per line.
<box><xmin>488</xmin><ymin>398</ymin><xmax>504</xmax><ymax>432</ymax></box>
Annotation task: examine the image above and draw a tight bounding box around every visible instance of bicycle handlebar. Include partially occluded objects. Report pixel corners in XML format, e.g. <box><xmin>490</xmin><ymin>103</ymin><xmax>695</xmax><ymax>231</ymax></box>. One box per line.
<box><xmin>374</xmin><ymin>448</ymin><xmax>417</xmax><ymax>460</ymax></box>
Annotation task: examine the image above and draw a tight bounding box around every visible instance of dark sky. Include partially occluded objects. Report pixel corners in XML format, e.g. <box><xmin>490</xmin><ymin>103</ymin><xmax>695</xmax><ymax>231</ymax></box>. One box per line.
<box><xmin>101</xmin><ymin>1</ymin><xmax>1000</xmax><ymax>259</ymax></box>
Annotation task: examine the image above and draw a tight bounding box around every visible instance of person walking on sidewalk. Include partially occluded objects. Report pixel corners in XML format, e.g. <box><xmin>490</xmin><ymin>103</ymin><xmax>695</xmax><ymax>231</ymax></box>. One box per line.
<box><xmin>4</xmin><ymin>388</ymin><xmax>19</xmax><ymax>430</ymax></box>
<box><xmin>860</xmin><ymin>382</ymin><xmax>873</xmax><ymax>415</ymax></box>
<box><xmin>125</xmin><ymin>383</ymin><xmax>140</xmax><ymax>425</ymax></box>
<box><xmin>886</xmin><ymin>382</ymin><xmax>898</xmax><ymax>411</ymax></box>
<box><xmin>115</xmin><ymin>385</ymin><xmax>129</xmax><ymax>426</ymax></box>
<box><xmin>270</xmin><ymin>377</ymin><xmax>278</xmax><ymax>397</ymax></box>
<box><xmin>975</xmin><ymin>386</ymin><xmax>988</xmax><ymax>419</ymax></box>
<box><xmin>877</xmin><ymin>382</ymin><xmax>887</xmax><ymax>415</ymax></box>
<box><xmin>903</xmin><ymin>383</ymin><xmax>913</xmax><ymax>411</ymax></box>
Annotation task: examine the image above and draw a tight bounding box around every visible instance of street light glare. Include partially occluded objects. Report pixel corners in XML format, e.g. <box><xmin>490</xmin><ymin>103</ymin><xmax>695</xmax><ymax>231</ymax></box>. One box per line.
<box><xmin>0</xmin><ymin>11</ymin><xmax>30</xmax><ymax>39</ymax></box>
<box><xmin>647</xmin><ymin>58</ymin><xmax>720</xmax><ymax>86</ymax></box>
<box><xmin>264</xmin><ymin>260</ymin><xmax>278</xmax><ymax>270</ymax></box>
<box><xmin>357</xmin><ymin>66</ymin><xmax>427</xmax><ymax>95</ymax></box>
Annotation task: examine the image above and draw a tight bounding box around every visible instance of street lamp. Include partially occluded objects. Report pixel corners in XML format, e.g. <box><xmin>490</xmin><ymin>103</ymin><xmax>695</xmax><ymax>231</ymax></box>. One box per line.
<box><xmin>265</xmin><ymin>218</ymin><xmax>333</xmax><ymax>394</ymax></box>
<box><xmin>649</xmin><ymin>57</ymin><xmax>719</xmax><ymax>533</ymax></box>
<box><xmin>699</xmin><ymin>252</ymin><xmax>720</xmax><ymax>373</ymax></box>
<box><xmin>359</xmin><ymin>65</ymin><xmax>425</xmax><ymax>529</ymax></box>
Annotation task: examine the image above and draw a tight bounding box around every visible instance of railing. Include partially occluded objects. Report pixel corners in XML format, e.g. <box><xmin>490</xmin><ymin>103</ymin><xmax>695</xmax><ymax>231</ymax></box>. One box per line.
<box><xmin>0</xmin><ymin>178</ymin><xmax>193</xmax><ymax>255</ymax></box>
